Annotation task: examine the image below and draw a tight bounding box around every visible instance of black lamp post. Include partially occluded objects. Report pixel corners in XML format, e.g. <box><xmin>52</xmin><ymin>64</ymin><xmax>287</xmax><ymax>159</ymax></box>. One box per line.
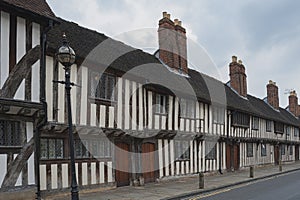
<box><xmin>56</xmin><ymin>33</ymin><xmax>79</xmax><ymax>200</ymax></box>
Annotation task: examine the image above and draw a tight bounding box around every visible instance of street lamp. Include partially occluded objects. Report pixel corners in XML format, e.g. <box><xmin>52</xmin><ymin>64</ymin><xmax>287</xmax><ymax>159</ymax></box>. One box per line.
<box><xmin>56</xmin><ymin>33</ymin><xmax>79</xmax><ymax>200</ymax></box>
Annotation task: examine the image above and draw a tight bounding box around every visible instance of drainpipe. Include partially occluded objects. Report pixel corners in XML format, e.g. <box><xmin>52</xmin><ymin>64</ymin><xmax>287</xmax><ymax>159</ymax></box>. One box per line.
<box><xmin>35</xmin><ymin>20</ymin><xmax>53</xmax><ymax>200</ymax></box>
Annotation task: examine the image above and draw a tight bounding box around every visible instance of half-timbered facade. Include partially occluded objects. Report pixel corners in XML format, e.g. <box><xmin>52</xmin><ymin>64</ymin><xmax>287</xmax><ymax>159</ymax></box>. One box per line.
<box><xmin>0</xmin><ymin>2</ymin><xmax>300</xmax><ymax>199</ymax></box>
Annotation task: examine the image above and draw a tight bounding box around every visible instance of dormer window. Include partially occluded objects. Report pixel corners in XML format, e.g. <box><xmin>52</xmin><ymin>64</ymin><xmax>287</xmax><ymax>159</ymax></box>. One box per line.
<box><xmin>155</xmin><ymin>94</ymin><xmax>167</xmax><ymax>114</ymax></box>
<box><xmin>274</xmin><ymin>122</ymin><xmax>284</xmax><ymax>134</ymax></box>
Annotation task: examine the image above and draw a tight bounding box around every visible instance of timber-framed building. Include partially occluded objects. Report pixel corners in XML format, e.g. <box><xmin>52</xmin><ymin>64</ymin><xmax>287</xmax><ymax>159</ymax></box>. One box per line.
<box><xmin>0</xmin><ymin>1</ymin><xmax>300</xmax><ymax>199</ymax></box>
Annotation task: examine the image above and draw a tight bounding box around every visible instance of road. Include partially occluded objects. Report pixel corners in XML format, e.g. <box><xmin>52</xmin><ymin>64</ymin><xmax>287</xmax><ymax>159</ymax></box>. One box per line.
<box><xmin>187</xmin><ymin>170</ymin><xmax>300</xmax><ymax>200</ymax></box>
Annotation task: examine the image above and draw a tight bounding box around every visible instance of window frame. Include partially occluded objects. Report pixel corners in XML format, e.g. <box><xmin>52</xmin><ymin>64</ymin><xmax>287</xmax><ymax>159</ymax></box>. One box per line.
<box><xmin>40</xmin><ymin>138</ymin><xmax>64</xmax><ymax>160</ymax></box>
<box><xmin>261</xmin><ymin>143</ymin><xmax>267</xmax><ymax>157</ymax></box>
<box><xmin>155</xmin><ymin>94</ymin><xmax>168</xmax><ymax>114</ymax></box>
<box><xmin>174</xmin><ymin>140</ymin><xmax>190</xmax><ymax>160</ymax></box>
<box><xmin>247</xmin><ymin>143</ymin><xmax>253</xmax><ymax>157</ymax></box>
<box><xmin>281</xmin><ymin>145</ymin><xmax>286</xmax><ymax>155</ymax></box>
<box><xmin>180</xmin><ymin>98</ymin><xmax>195</xmax><ymax>118</ymax></box>
<box><xmin>252</xmin><ymin>116</ymin><xmax>259</xmax><ymax>130</ymax></box>
<box><xmin>90</xmin><ymin>71</ymin><xmax>116</xmax><ymax>101</ymax></box>
<box><xmin>294</xmin><ymin>127</ymin><xmax>299</xmax><ymax>137</ymax></box>
<box><xmin>205</xmin><ymin>141</ymin><xmax>217</xmax><ymax>160</ymax></box>
<box><xmin>274</xmin><ymin>122</ymin><xmax>284</xmax><ymax>134</ymax></box>
<box><xmin>232</xmin><ymin>112</ymin><xmax>250</xmax><ymax>128</ymax></box>
<box><xmin>266</xmin><ymin>120</ymin><xmax>272</xmax><ymax>132</ymax></box>
<box><xmin>212</xmin><ymin>106</ymin><xmax>225</xmax><ymax>125</ymax></box>
<box><xmin>0</xmin><ymin>120</ymin><xmax>21</xmax><ymax>147</ymax></box>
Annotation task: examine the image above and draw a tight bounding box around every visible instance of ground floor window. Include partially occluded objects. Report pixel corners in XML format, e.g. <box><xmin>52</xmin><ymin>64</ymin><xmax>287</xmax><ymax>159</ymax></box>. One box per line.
<box><xmin>0</xmin><ymin>120</ymin><xmax>21</xmax><ymax>146</ymax></box>
<box><xmin>205</xmin><ymin>141</ymin><xmax>216</xmax><ymax>160</ymax></box>
<box><xmin>174</xmin><ymin>140</ymin><xmax>190</xmax><ymax>160</ymax></box>
<box><xmin>75</xmin><ymin>138</ymin><xmax>112</xmax><ymax>159</ymax></box>
<box><xmin>247</xmin><ymin>143</ymin><xmax>253</xmax><ymax>157</ymax></box>
<box><xmin>290</xmin><ymin>146</ymin><xmax>293</xmax><ymax>155</ymax></box>
<box><xmin>281</xmin><ymin>145</ymin><xmax>286</xmax><ymax>155</ymax></box>
<box><xmin>261</xmin><ymin>144</ymin><xmax>267</xmax><ymax>157</ymax></box>
<box><xmin>40</xmin><ymin>138</ymin><xmax>64</xmax><ymax>159</ymax></box>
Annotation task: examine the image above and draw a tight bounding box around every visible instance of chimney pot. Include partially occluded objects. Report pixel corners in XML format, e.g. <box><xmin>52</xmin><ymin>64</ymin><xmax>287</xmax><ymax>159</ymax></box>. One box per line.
<box><xmin>178</xmin><ymin>21</ymin><xmax>182</xmax><ymax>26</ymax></box>
<box><xmin>232</xmin><ymin>56</ymin><xmax>237</xmax><ymax>63</ymax></box>
<box><xmin>167</xmin><ymin>14</ymin><xmax>171</xmax><ymax>19</ymax></box>
<box><xmin>163</xmin><ymin>12</ymin><xmax>168</xmax><ymax>18</ymax></box>
<box><xmin>238</xmin><ymin>60</ymin><xmax>243</xmax><ymax>64</ymax></box>
<box><xmin>174</xmin><ymin>19</ymin><xmax>179</xmax><ymax>25</ymax></box>
<box><xmin>290</xmin><ymin>90</ymin><xmax>297</xmax><ymax>96</ymax></box>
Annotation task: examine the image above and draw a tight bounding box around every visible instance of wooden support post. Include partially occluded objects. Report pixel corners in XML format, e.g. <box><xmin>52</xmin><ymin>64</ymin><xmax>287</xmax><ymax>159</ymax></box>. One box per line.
<box><xmin>250</xmin><ymin>166</ymin><xmax>254</xmax><ymax>178</ymax></box>
<box><xmin>199</xmin><ymin>172</ymin><xmax>204</xmax><ymax>189</ymax></box>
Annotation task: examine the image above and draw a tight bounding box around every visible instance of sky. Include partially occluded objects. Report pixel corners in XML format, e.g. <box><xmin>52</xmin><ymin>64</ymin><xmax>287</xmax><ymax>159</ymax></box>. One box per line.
<box><xmin>47</xmin><ymin>0</ymin><xmax>300</xmax><ymax>107</ymax></box>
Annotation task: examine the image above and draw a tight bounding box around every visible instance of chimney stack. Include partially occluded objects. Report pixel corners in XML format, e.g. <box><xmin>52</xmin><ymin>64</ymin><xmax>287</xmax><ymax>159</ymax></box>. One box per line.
<box><xmin>267</xmin><ymin>80</ymin><xmax>279</xmax><ymax>110</ymax></box>
<box><xmin>229</xmin><ymin>56</ymin><xmax>247</xmax><ymax>97</ymax></box>
<box><xmin>158</xmin><ymin>12</ymin><xmax>188</xmax><ymax>74</ymax></box>
<box><xmin>289</xmin><ymin>90</ymin><xmax>299</xmax><ymax>116</ymax></box>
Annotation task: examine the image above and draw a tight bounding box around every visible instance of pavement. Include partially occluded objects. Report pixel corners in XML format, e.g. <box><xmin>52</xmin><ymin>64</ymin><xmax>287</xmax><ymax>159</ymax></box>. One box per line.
<box><xmin>48</xmin><ymin>162</ymin><xmax>300</xmax><ymax>200</ymax></box>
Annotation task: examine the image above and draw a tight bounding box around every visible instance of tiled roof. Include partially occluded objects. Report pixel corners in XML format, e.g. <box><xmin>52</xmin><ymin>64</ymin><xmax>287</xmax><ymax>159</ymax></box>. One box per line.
<box><xmin>1</xmin><ymin>0</ymin><xmax>56</xmax><ymax>19</ymax></box>
<box><xmin>47</xmin><ymin>18</ymin><xmax>300</xmax><ymax>127</ymax></box>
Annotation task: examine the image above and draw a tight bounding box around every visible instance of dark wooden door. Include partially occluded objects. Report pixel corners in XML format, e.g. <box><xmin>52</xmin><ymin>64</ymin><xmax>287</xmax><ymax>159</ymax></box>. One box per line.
<box><xmin>226</xmin><ymin>144</ymin><xmax>231</xmax><ymax>170</ymax></box>
<box><xmin>274</xmin><ymin>145</ymin><xmax>279</xmax><ymax>165</ymax></box>
<box><xmin>142</xmin><ymin>143</ymin><xmax>156</xmax><ymax>183</ymax></box>
<box><xmin>233</xmin><ymin>144</ymin><xmax>240</xmax><ymax>170</ymax></box>
<box><xmin>115</xmin><ymin>142</ymin><xmax>130</xmax><ymax>187</ymax></box>
<box><xmin>295</xmin><ymin>145</ymin><xmax>299</xmax><ymax>161</ymax></box>
<box><xmin>226</xmin><ymin>144</ymin><xmax>240</xmax><ymax>171</ymax></box>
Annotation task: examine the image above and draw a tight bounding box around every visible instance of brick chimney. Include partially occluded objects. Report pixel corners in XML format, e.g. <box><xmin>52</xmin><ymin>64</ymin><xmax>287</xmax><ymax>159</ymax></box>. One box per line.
<box><xmin>229</xmin><ymin>56</ymin><xmax>247</xmax><ymax>97</ymax></box>
<box><xmin>158</xmin><ymin>12</ymin><xmax>188</xmax><ymax>74</ymax></box>
<box><xmin>289</xmin><ymin>90</ymin><xmax>299</xmax><ymax>116</ymax></box>
<box><xmin>267</xmin><ymin>80</ymin><xmax>279</xmax><ymax>110</ymax></box>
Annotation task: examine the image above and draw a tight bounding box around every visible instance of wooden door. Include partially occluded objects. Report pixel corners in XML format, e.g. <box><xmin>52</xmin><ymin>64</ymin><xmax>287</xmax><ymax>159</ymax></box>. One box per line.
<box><xmin>226</xmin><ymin>144</ymin><xmax>240</xmax><ymax>171</ymax></box>
<box><xmin>274</xmin><ymin>145</ymin><xmax>279</xmax><ymax>165</ymax></box>
<box><xmin>226</xmin><ymin>144</ymin><xmax>231</xmax><ymax>170</ymax></box>
<box><xmin>233</xmin><ymin>144</ymin><xmax>240</xmax><ymax>170</ymax></box>
<box><xmin>295</xmin><ymin>145</ymin><xmax>299</xmax><ymax>161</ymax></box>
<box><xmin>115</xmin><ymin>142</ymin><xmax>130</xmax><ymax>187</ymax></box>
<box><xmin>142</xmin><ymin>143</ymin><xmax>156</xmax><ymax>183</ymax></box>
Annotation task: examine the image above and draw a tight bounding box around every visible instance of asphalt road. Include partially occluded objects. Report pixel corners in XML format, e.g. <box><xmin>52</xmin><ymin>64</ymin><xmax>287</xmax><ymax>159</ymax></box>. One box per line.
<box><xmin>188</xmin><ymin>170</ymin><xmax>300</xmax><ymax>200</ymax></box>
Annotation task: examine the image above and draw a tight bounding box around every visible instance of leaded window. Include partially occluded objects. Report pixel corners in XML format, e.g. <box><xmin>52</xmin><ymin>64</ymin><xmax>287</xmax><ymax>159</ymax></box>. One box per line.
<box><xmin>261</xmin><ymin>144</ymin><xmax>267</xmax><ymax>157</ymax></box>
<box><xmin>281</xmin><ymin>145</ymin><xmax>285</xmax><ymax>155</ymax></box>
<box><xmin>175</xmin><ymin>140</ymin><xmax>190</xmax><ymax>160</ymax></box>
<box><xmin>252</xmin><ymin>117</ymin><xmax>259</xmax><ymax>130</ymax></box>
<box><xmin>247</xmin><ymin>143</ymin><xmax>253</xmax><ymax>157</ymax></box>
<box><xmin>232</xmin><ymin>112</ymin><xmax>250</xmax><ymax>127</ymax></box>
<box><xmin>75</xmin><ymin>139</ymin><xmax>89</xmax><ymax>158</ymax></box>
<box><xmin>90</xmin><ymin>72</ymin><xmax>115</xmax><ymax>101</ymax></box>
<box><xmin>274</xmin><ymin>122</ymin><xmax>284</xmax><ymax>134</ymax></box>
<box><xmin>205</xmin><ymin>141</ymin><xmax>216</xmax><ymax>160</ymax></box>
<box><xmin>286</xmin><ymin>126</ymin><xmax>291</xmax><ymax>136</ymax></box>
<box><xmin>180</xmin><ymin>99</ymin><xmax>195</xmax><ymax>118</ymax></box>
<box><xmin>0</xmin><ymin>120</ymin><xmax>21</xmax><ymax>146</ymax></box>
<box><xmin>155</xmin><ymin>94</ymin><xmax>167</xmax><ymax>114</ymax></box>
<box><xmin>266</xmin><ymin>120</ymin><xmax>272</xmax><ymax>132</ymax></box>
<box><xmin>290</xmin><ymin>146</ymin><xmax>293</xmax><ymax>155</ymax></box>
<box><xmin>295</xmin><ymin>128</ymin><xmax>299</xmax><ymax>137</ymax></box>
<box><xmin>40</xmin><ymin>138</ymin><xmax>64</xmax><ymax>159</ymax></box>
<box><xmin>212</xmin><ymin>106</ymin><xmax>225</xmax><ymax>124</ymax></box>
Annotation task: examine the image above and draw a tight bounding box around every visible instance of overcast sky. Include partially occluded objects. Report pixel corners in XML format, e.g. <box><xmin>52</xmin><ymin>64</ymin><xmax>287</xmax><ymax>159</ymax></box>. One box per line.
<box><xmin>47</xmin><ymin>0</ymin><xmax>300</xmax><ymax>107</ymax></box>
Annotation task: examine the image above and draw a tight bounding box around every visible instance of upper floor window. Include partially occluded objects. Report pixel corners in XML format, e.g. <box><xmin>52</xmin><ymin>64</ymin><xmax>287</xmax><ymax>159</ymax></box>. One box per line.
<box><xmin>286</xmin><ymin>126</ymin><xmax>291</xmax><ymax>136</ymax></box>
<box><xmin>247</xmin><ymin>143</ymin><xmax>253</xmax><ymax>157</ymax></box>
<box><xmin>180</xmin><ymin>99</ymin><xmax>195</xmax><ymax>118</ymax></box>
<box><xmin>212</xmin><ymin>106</ymin><xmax>225</xmax><ymax>124</ymax></box>
<box><xmin>174</xmin><ymin>140</ymin><xmax>190</xmax><ymax>160</ymax></box>
<box><xmin>155</xmin><ymin>94</ymin><xmax>167</xmax><ymax>114</ymax></box>
<box><xmin>274</xmin><ymin>122</ymin><xmax>284</xmax><ymax>134</ymax></box>
<box><xmin>294</xmin><ymin>128</ymin><xmax>299</xmax><ymax>137</ymax></box>
<box><xmin>232</xmin><ymin>112</ymin><xmax>250</xmax><ymax>128</ymax></box>
<box><xmin>266</xmin><ymin>120</ymin><xmax>272</xmax><ymax>132</ymax></box>
<box><xmin>252</xmin><ymin>117</ymin><xmax>259</xmax><ymax>130</ymax></box>
<box><xmin>261</xmin><ymin>144</ymin><xmax>267</xmax><ymax>157</ymax></box>
<box><xmin>40</xmin><ymin>138</ymin><xmax>64</xmax><ymax>159</ymax></box>
<box><xmin>90</xmin><ymin>72</ymin><xmax>115</xmax><ymax>101</ymax></box>
<box><xmin>0</xmin><ymin>120</ymin><xmax>21</xmax><ymax>146</ymax></box>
